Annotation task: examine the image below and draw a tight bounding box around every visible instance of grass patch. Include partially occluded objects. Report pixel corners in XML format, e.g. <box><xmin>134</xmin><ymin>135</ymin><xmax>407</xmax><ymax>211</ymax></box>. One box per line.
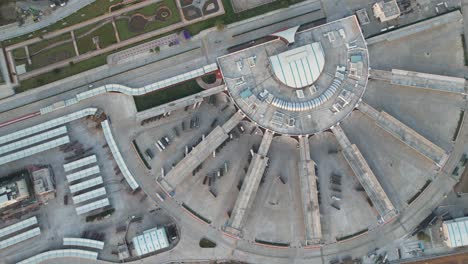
<box><xmin>28</xmin><ymin>33</ymin><xmax>72</xmax><ymax>54</ymax></box>
<box><xmin>17</xmin><ymin>54</ymin><xmax>108</xmax><ymax>93</ymax></box>
<box><xmin>76</xmin><ymin>22</ymin><xmax>117</xmax><ymax>54</ymax></box>
<box><xmin>199</xmin><ymin>238</ymin><xmax>216</xmax><ymax>248</ymax></box>
<box><xmin>184</xmin><ymin>0</ymin><xmax>304</xmax><ymax>36</ymax></box>
<box><xmin>115</xmin><ymin>0</ymin><xmax>180</xmax><ymax>40</ymax></box>
<box><xmin>14</xmin><ymin>0</ymin><xmax>305</xmax><ymax>91</ymax></box>
<box><xmin>29</xmin><ymin>42</ymin><xmax>75</xmax><ymax>70</ymax></box>
<box><xmin>2</xmin><ymin>0</ymin><xmax>128</xmax><ymax>46</ymax></box>
<box><xmin>12</xmin><ymin>48</ymin><xmax>27</xmax><ymax>58</ymax></box>
<box><xmin>133</xmin><ymin>79</ymin><xmax>203</xmax><ymax>111</ymax></box>
<box><xmin>13</xmin><ymin>48</ymin><xmax>28</xmax><ymax>66</ymax></box>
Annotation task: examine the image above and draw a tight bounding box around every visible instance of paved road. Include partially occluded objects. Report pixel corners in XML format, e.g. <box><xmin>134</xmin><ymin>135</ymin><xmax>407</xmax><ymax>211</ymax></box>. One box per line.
<box><xmin>0</xmin><ymin>2</ymin><xmax>466</xmax><ymax>262</ymax></box>
<box><xmin>0</xmin><ymin>0</ymin><xmax>325</xmax><ymax>113</ymax></box>
<box><xmin>0</xmin><ymin>0</ymin><xmax>96</xmax><ymax>41</ymax></box>
<box><xmin>2</xmin><ymin>81</ymin><xmax>465</xmax><ymax>264</ymax></box>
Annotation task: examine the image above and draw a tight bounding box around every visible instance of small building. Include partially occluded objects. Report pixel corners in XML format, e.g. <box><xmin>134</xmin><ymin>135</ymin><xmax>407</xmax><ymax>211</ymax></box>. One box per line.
<box><xmin>31</xmin><ymin>167</ymin><xmax>56</xmax><ymax>204</ymax></box>
<box><xmin>0</xmin><ymin>177</ymin><xmax>30</xmax><ymax>209</ymax></box>
<box><xmin>132</xmin><ymin>227</ymin><xmax>170</xmax><ymax>256</ymax></box>
<box><xmin>372</xmin><ymin>0</ymin><xmax>401</xmax><ymax>23</ymax></box>
<box><xmin>442</xmin><ymin>216</ymin><xmax>468</xmax><ymax>248</ymax></box>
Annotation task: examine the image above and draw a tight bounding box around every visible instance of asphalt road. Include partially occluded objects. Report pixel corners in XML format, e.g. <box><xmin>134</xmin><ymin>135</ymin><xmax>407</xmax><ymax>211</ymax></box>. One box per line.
<box><xmin>0</xmin><ymin>1</ymin><xmax>467</xmax><ymax>263</ymax></box>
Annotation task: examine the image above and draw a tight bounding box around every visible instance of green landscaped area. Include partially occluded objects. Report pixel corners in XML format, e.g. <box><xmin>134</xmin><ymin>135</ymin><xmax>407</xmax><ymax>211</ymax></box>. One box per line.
<box><xmin>29</xmin><ymin>42</ymin><xmax>75</xmax><ymax>70</ymax></box>
<box><xmin>76</xmin><ymin>22</ymin><xmax>118</xmax><ymax>54</ymax></box>
<box><xmin>115</xmin><ymin>0</ymin><xmax>180</xmax><ymax>40</ymax></box>
<box><xmin>17</xmin><ymin>54</ymin><xmax>108</xmax><ymax>93</ymax></box>
<box><xmin>27</xmin><ymin>33</ymin><xmax>72</xmax><ymax>54</ymax></box>
<box><xmin>14</xmin><ymin>0</ymin><xmax>305</xmax><ymax>92</ymax></box>
<box><xmin>2</xmin><ymin>0</ymin><xmax>135</xmax><ymax>46</ymax></box>
<box><xmin>133</xmin><ymin>79</ymin><xmax>204</xmax><ymax>111</ymax></box>
<box><xmin>12</xmin><ymin>48</ymin><xmax>27</xmax><ymax>66</ymax></box>
<box><xmin>184</xmin><ymin>0</ymin><xmax>304</xmax><ymax>35</ymax></box>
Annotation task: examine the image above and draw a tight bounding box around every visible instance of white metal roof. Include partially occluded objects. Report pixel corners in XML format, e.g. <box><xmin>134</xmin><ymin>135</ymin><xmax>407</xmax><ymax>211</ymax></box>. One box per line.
<box><xmin>0</xmin><ymin>136</ymin><xmax>70</xmax><ymax>166</ymax></box>
<box><xmin>75</xmin><ymin>198</ymin><xmax>109</xmax><ymax>215</ymax></box>
<box><xmin>270</xmin><ymin>26</ymin><xmax>300</xmax><ymax>44</ymax></box>
<box><xmin>101</xmin><ymin>120</ymin><xmax>139</xmax><ymax>190</ymax></box>
<box><xmin>0</xmin><ymin>108</ymin><xmax>96</xmax><ymax>145</ymax></box>
<box><xmin>0</xmin><ymin>216</ymin><xmax>37</xmax><ymax>238</ymax></box>
<box><xmin>16</xmin><ymin>249</ymin><xmax>98</xmax><ymax>264</ymax></box>
<box><xmin>443</xmin><ymin>216</ymin><xmax>468</xmax><ymax>248</ymax></box>
<box><xmin>0</xmin><ymin>126</ymin><xmax>67</xmax><ymax>156</ymax></box>
<box><xmin>269</xmin><ymin>43</ymin><xmax>325</xmax><ymax>88</ymax></box>
<box><xmin>74</xmin><ymin>63</ymin><xmax>218</xmax><ymax>102</ymax></box>
<box><xmin>132</xmin><ymin>227</ymin><xmax>169</xmax><ymax>256</ymax></box>
<box><xmin>63</xmin><ymin>155</ymin><xmax>97</xmax><ymax>172</ymax></box>
<box><xmin>0</xmin><ymin>227</ymin><xmax>41</xmax><ymax>249</ymax></box>
<box><xmin>63</xmin><ymin>237</ymin><xmax>104</xmax><ymax>250</ymax></box>
<box><xmin>66</xmin><ymin>165</ymin><xmax>100</xmax><ymax>182</ymax></box>
<box><xmin>69</xmin><ymin>177</ymin><xmax>103</xmax><ymax>194</ymax></box>
<box><xmin>72</xmin><ymin>187</ymin><xmax>107</xmax><ymax>204</ymax></box>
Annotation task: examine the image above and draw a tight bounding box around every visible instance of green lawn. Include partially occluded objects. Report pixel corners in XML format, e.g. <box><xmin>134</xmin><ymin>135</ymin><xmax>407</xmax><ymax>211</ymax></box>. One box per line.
<box><xmin>17</xmin><ymin>54</ymin><xmax>108</xmax><ymax>93</ymax></box>
<box><xmin>16</xmin><ymin>0</ymin><xmax>306</xmax><ymax>92</ymax></box>
<box><xmin>28</xmin><ymin>33</ymin><xmax>72</xmax><ymax>54</ymax></box>
<box><xmin>29</xmin><ymin>42</ymin><xmax>75</xmax><ymax>70</ymax></box>
<box><xmin>12</xmin><ymin>47</ymin><xmax>28</xmax><ymax>66</ymax></box>
<box><xmin>76</xmin><ymin>22</ymin><xmax>117</xmax><ymax>54</ymax></box>
<box><xmin>12</xmin><ymin>47</ymin><xmax>27</xmax><ymax>59</ymax></box>
<box><xmin>116</xmin><ymin>0</ymin><xmax>180</xmax><ymax>40</ymax></box>
<box><xmin>2</xmin><ymin>0</ymin><xmax>129</xmax><ymax>46</ymax></box>
<box><xmin>133</xmin><ymin>79</ymin><xmax>204</xmax><ymax>111</ymax></box>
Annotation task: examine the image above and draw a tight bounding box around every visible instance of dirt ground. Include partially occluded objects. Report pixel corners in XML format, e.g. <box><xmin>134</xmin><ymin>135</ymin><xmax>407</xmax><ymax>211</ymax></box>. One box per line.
<box><xmin>404</xmin><ymin>252</ymin><xmax>468</xmax><ymax>264</ymax></box>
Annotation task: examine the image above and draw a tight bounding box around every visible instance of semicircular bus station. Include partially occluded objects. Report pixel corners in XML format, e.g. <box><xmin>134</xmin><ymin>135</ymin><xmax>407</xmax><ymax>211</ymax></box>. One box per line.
<box><xmin>0</xmin><ymin>3</ymin><xmax>467</xmax><ymax>264</ymax></box>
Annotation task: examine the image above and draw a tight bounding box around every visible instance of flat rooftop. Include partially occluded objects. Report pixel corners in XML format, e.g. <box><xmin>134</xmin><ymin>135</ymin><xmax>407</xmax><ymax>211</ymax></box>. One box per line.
<box><xmin>218</xmin><ymin>16</ymin><xmax>369</xmax><ymax>135</ymax></box>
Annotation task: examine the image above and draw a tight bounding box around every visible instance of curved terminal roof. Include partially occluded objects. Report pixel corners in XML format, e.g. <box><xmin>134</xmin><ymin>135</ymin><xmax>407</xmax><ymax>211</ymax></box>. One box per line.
<box><xmin>269</xmin><ymin>43</ymin><xmax>325</xmax><ymax>88</ymax></box>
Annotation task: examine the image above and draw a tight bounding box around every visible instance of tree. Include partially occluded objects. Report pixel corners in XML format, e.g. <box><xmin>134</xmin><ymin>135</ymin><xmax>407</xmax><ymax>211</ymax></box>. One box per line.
<box><xmin>215</xmin><ymin>19</ymin><xmax>225</xmax><ymax>31</ymax></box>
<box><xmin>417</xmin><ymin>231</ymin><xmax>431</xmax><ymax>242</ymax></box>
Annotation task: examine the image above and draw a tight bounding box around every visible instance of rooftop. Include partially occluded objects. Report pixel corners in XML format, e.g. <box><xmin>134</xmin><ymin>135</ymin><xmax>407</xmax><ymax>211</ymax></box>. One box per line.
<box><xmin>218</xmin><ymin>16</ymin><xmax>369</xmax><ymax>135</ymax></box>
<box><xmin>269</xmin><ymin>43</ymin><xmax>325</xmax><ymax>89</ymax></box>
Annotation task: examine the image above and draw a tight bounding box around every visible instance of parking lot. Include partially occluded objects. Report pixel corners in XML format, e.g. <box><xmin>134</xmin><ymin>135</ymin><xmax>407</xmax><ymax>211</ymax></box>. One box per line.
<box><xmin>309</xmin><ymin>132</ymin><xmax>377</xmax><ymax>243</ymax></box>
<box><xmin>0</xmin><ymin>113</ymin><xmax>173</xmax><ymax>263</ymax></box>
<box><xmin>363</xmin><ymin>79</ymin><xmax>465</xmax><ymax>151</ymax></box>
<box><xmin>243</xmin><ymin>136</ymin><xmax>305</xmax><ymax>246</ymax></box>
<box><xmin>341</xmin><ymin>111</ymin><xmax>437</xmax><ymax>209</ymax></box>
<box><xmin>368</xmin><ymin>16</ymin><xmax>465</xmax><ymax>78</ymax></box>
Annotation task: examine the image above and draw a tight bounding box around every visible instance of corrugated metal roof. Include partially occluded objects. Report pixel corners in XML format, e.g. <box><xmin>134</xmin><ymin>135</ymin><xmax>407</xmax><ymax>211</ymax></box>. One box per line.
<box><xmin>132</xmin><ymin>227</ymin><xmax>169</xmax><ymax>256</ymax></box>
<box><xmin>269</xmin><ymin>43</ymin><xmax>325</xmax><ymax>89</ymax></box>
<box><xmin>444</xmin><ymin>216</ymin><xmax>468</xmax><ymax>247</ymax></box>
